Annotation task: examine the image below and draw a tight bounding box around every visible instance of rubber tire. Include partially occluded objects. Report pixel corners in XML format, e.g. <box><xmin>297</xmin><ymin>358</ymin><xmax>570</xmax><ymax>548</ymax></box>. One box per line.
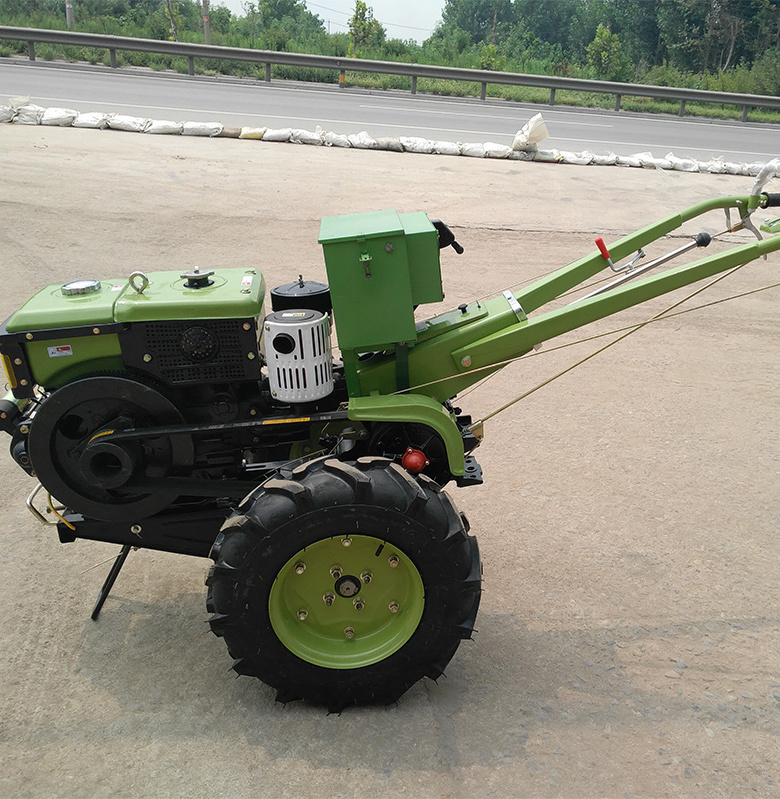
<box><xmin>206</xmin><ymin>456</ymin><xmax>481</xmax><ymax>711</ymax></box>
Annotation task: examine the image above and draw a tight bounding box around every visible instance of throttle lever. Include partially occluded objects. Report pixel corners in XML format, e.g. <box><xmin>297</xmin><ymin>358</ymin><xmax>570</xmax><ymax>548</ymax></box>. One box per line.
<box><xmin>431</xmin><ymin>219</ymin><xmax>464</xmax><ymax>254</ymax></box>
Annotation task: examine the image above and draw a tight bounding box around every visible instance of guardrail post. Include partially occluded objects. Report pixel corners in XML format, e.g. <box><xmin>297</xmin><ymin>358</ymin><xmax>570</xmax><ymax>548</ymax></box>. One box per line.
<box><xmin>109</xmin><ymin>48</ymin><xmax>117</xmax><ymax>69</ymax></box>
<box><xmin>741</xmin><ymin>105</ymin><xmax>749</xmax><ymax>123</ymax></box>
<box><xmin>614</xmin><ymin>94</ymin><xmax>621</xmax><ymax>112</ymax></box>
<box><xmin>411</xmin><ymin>75</ymin><xmax>417</xmax><ymax>95</ymax></box>
<box><xmin>678</xmin><ymin>99</ymin><xmax>686</xmax><ymax>117</ymax></box>
<box><xmin>27</xmin><ymin>41</ymin><xmax>35</xmax><ymax>61</ymax></box>
<box><xmin>549</xmin><ymin>88</ymin><xmax>556</xmax><ymax>106</ymax></box>
<box><xmin>265</xmin><ymin>63</ymin><xmax>271</xmax><ymax>82</ymax></box>
<box><xmin>339</xmin><ymin>69</ymin><xmax>346</xmax><ymax>88</ymax></box>
<box><xmin>188</xmin><ymin>56</ymin><xmax>194</xmax><ymax>76</ymax></box>
<box><xmin>480</xmin><ymin>81</ymin><xmax>487</xmax><ymax>101</ymax></box>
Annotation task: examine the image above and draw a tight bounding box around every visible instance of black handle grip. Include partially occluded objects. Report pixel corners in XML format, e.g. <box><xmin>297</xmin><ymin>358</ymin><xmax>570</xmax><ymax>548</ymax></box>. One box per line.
<box><xmin>761</xmin><ymin>193</ymin><xmax>780</xmax><ymax>208</ymax></box>
<box><xmin>431</xmin><ymin>219</ymin><xmax>464</xmax><ymax>254</ymax></box>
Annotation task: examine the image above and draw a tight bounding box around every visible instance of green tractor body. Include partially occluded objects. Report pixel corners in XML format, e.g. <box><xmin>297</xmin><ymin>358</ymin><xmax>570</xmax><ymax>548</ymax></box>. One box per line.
<box><xmin>1</xmin><ymin>192</ymin><xmax>779</xmax><ymax>710</ymax></box>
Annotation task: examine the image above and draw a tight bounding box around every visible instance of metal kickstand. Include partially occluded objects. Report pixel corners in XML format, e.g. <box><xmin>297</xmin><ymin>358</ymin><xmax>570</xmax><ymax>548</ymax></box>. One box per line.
<box><xmin>91</xmin><ymin>544</ymin><xmax>132</xmax><ymax>621</ymax></box>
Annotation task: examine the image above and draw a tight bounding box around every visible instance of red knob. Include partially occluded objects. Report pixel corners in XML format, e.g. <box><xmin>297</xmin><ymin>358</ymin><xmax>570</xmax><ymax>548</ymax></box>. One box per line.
<box><xmin>595</xmin><ymin>237</ymin><xmax>611</xmax><ymax>261</ymax></box>
<box><xmin>401</xmin><ymin>447</ymin><xmax>429</xmax><ymax>474</ymax></box>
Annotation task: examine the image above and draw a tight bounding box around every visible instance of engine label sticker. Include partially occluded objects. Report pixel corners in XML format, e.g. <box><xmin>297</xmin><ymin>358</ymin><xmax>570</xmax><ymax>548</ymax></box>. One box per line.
<box><xmin>48</xmin><ymin>344</ymin><xmax>73</xmax><ymax>358</ymax></box>
<box><xmin>241</xmin><ymin>275</ymin><xmax>254</xmax><ymax>287</ymax></box>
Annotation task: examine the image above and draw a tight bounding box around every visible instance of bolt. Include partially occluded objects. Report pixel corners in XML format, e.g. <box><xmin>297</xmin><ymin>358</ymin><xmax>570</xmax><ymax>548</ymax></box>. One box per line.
<box><xmin>360</xmin><ymin>571</ymin><xmax>372</xmax><ymax>584</ymax></box>
<box><xmin>385</xmin><ymin>243</ymin><xmax>394</xmax><ymax>252</ymax></box>
<box><xmin>330</xmin><ymin>565</ymin><xmax>342</xmax><ymax>579</ymax></box>
<box><xmin>130</xmin><ymin>524</ymin><xmax>142</xmax><ymax>535</ymax></box>
<box><xmin>25</xmin><ymin>333</ymin><xmax>33</xmax><ymax>340</ymax></box>
<box><xmin>19</xmin><ymin>425</ymin><xmax>29</xmax><ymax>435</ymax></box>
<box><xmin>20</xmin><ymin>379</ymin><xmax>28</xmax><ymax>386</ymax></box>
<box><xmin>143</xmin><ymin>354</ymin><xmax>152</xmax><ymax>363</ymax></box>
<box><xmin>461</xmin><ymin>355</ymin><xmax>472</xmax><ymax>368</ymax></box>
<box><xmin>342</xmin><ymin>537</ymin><xmax>352</xmax><ymax>547</ymax></box>
<box><xmin>294</xmin><ymin>561</ymin><xmax>306</xmax><ymax>575</ymax></box>
<box><xmin>323</xmin><ymin>592</ymin><xmax>335</xmax><ymax>606</ymax></box>
<box><xmin>353</xmin><ymin>597</ymin><xmax>365</xmax><ymax>611</ymax></box>
<box><xmin>388</xmin><ymin>555</ymin><xmax>399</xmax><ymax>568</ymax></box>
<box><xmin>389</xmin><ymin>602</ymin><xmax>399</xmax><ymax>614</ymax></box>
<box><xmin>13</xmin><ymin>358</ymin><xmax>22</xmax><ymax>366</ymax></box>
<box><xmin>92</xmin><ymin>327</ymin><xmax>100</xmax><ymax>335</ymax></box>
<box><xmin>247</xmin><ymin>352</ymin><xmax>256</xmax><ymax>360</ymax></box>
<box><xmin>344</xmin><ymin>627</ymin><xmax>355</xmax><ymax>639</ymax></box>
<box><xmin>242</xmin><ymin>322</ymin><xmax>251</xmax><ymax>331</ymax></box>
<box><xmin>250</xmin><ymin>409</ymin><xmax>257</xmax><ymax>417</ymax></box>
<box><xmin>297</xmin><ymin>609</ymin><xmax>308</xmax><ymax>621</ymax></box>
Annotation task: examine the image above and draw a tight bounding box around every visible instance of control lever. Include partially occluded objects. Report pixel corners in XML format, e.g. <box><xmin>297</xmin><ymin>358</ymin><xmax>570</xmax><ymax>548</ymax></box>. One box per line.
<box><xmin>431</xmin><ymin>219</ymin><xmax>465</xmax><ymax>254</ymax></box>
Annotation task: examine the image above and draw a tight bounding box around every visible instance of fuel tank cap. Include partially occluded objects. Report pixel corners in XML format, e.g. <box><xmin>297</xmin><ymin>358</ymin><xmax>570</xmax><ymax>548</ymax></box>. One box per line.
<box><xmin>61</xmin><ymin>279</ymin><xmax>102</xmax><ymax>297</ymax></box>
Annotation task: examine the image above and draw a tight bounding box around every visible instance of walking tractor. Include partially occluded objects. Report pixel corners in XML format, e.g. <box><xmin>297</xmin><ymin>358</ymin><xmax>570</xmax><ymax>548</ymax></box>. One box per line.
<box><xmin>1</xmin><ymin>172</ymin><xmax>779</xmax><ymax>710</ymax></box>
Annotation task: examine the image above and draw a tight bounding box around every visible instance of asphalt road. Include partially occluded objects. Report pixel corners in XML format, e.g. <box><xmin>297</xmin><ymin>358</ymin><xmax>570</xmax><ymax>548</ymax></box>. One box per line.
<box><xmin>1</xmin><ymin>58</ymin><xmax>779</xmax><ymax>162</ymax></box>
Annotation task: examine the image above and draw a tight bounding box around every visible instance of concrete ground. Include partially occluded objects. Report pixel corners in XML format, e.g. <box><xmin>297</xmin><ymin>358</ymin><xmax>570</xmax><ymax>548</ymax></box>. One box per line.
<box><xmin>0</xmin><ymin>123</ymin><xmax>778</xmax><ymax>799</ymax></box>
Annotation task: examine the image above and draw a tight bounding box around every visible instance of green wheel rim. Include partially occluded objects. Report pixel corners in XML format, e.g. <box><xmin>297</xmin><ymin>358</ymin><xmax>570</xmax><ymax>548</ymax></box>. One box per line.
<box><xmin>269</xmin><ymin>534</ymin><xmax>425</xmax><ymax>669</ymax></box>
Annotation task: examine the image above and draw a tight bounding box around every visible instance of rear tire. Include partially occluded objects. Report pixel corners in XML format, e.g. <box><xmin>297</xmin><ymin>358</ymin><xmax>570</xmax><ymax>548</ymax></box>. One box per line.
<box><xmin>206</xmin><ymin>456</ymin><xmax>481</xmax><ymax>711</ymax></box>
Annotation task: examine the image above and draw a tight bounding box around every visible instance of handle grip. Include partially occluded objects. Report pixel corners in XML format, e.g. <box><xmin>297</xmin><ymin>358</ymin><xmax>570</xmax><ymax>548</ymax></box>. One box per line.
<box><xmin>595</xmin><ymin>237</ymin><xmax>611</xmax><ymax>261</ymax></box>
<box><xmin>760</xmin><ymin>193</ymin><xmax>780</xmax><ymax>208</ymax></box>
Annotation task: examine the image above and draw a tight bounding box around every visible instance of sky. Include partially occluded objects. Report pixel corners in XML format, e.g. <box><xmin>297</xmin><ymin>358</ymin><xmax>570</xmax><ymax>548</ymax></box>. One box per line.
<box><xmin>212</xmin><ymin>0</ymin><xmax>446</xmax><ymax>44</ymax></box>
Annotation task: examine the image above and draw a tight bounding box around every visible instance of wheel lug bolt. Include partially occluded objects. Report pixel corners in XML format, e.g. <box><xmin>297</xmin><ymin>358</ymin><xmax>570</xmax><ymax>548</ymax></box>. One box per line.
<box><xmin>344</xmin><ymin>627</ymin><xmax>355</xmax><ymax>639</ymax></box>
<box><xmin>388</xmin><ymin>555</ymin><xmax>399</xmax><ymax>568</ymax></box>
<box><xmin>294</xmin><ymin>561</ymin><xmax>306</xmax><ymax>575</ymax></box>
<box><xmin>389</xmin><ymin>601</ymin><xmax>399</xmax><ymax>613</ymax></box>
<box><xmin>323</xmin><ymin>592</ymin><xmax>335</xmax><ymax>606</ymax></box>
<box><xmin>353</xmin><ymin>597</ymin><xmax>365</xmax><ymax>611</ymax></box>
<box><xmin>360</xmin><ymin>571</ymin><xmax>372</xmax><ymax>584</ymax></box>
<box><xmin>330</xmin><ymin>565</ymin><xmax>342</xmax><ymax>579</ymax></box>
<box><xmin>342</xmin><ymin>537</ymin><xmax>352</xmax><ymax>547</ymax></box>
<box><xmin>297</xmin><ymin>609</ymin><xmax>308</xmax><ymax>621</ymax></box>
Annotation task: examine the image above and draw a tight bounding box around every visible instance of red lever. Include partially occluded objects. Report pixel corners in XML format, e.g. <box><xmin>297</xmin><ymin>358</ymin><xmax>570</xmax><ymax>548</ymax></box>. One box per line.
<box><xmin>595</xmin><ymin>237</ymin><xmax>615</xmax><ymax>269</ymax></box>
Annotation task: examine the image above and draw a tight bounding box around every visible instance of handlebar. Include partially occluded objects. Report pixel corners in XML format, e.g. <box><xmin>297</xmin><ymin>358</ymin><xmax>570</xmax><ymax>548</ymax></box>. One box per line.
<box><xmin>760</xmin><ymin>193</ymin><xmax>780</xmax><ymax>208</ymax></box>
<box><xmin>431</xmin><ymin>220</ymin><xmax>464</xmax><ymax>254</ymax></box>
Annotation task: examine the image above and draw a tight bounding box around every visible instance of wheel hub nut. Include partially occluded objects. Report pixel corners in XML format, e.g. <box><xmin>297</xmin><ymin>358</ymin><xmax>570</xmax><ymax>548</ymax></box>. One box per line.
<box><xmin>342</xmin><ymin>537</ymin><xmax>352</xmax><ymax>547</ymax></box>
<box><xmin>330</xmin><ymin>565</ymin><xmax>342</xmax><ymax>579</ymax></box>
<box><xmin>389</xmin><ymin>601</ymin><xmax>399</xmax><ymax>613</ymax></box>
<box><xmin>323</xmin><ymin>592</ymin><xmax>335</xmax><ymax>606</ymax></box>
<box><xmin>388</xmin><ymin>555</ymin><xmax>399</xmax><ymax>568</ymax></box>
<box><xmin>344</xmin><ymin>627</ymin><xmax>355</xmax><ymax>639</ymax></box>
<box><xmin>294</xmin><ymin>561</ymin><xmax>306</xmax><ymax>575</ymax></box>
<box><xmin>297</xmin><ymin>609</ymin><xmax>308</xmax><ymax>621</ymax></box>
<box><xmin>353</xmin><ymin>597</ymin><xmax>365</xmax><ymax>611</ymax></box>
<box><xmin>360</xmin><ymin>571</ymin><xmax>372</xmax><ymax>584</ymax></box>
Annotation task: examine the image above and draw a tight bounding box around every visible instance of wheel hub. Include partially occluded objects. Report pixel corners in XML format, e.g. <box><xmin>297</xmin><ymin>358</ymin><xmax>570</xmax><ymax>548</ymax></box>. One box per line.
<box><xmin>268</xmin><ymin>534</ymin><xmax>425</xmax><ymax>669</ymax></box>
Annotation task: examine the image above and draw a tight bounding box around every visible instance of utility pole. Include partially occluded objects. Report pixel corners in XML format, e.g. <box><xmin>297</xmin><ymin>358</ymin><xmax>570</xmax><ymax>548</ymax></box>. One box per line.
<box><xmin>65</xmin><ymin>0</ymin><xmax>74</xmax><ymax>29</ymax></box>
<box><xmin>202</xmin><ymin>0</ymin><xmax>211</xmax><ymax>45</ymax></box>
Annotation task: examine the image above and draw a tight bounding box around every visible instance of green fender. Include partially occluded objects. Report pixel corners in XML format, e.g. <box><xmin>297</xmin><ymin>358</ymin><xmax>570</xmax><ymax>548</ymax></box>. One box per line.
<box><xmin>348</xmin><ymin>393</ymin><xmax>466</xmax><ymax>476</ymax></box>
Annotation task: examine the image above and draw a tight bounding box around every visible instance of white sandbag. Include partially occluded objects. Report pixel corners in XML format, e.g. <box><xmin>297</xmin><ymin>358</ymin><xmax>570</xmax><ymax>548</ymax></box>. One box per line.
<box><xmin>665</xmin><ymin>153</ymin><xmax>698</xmax><ymax>172</ymax></box>
<box><xmin>511</xmin><ymin>113</ymin><xmax>550</xmax><ymax>151</ymax></box>
<box><xmin>592</xmin><ymin>152</ymin><xmax>618</xmax><ymax>166</ymax></box>
<box><xmin>0</xmin><ymin>105</ymin><xmax>15</xmax><ymax>123</ymax></box>
<box><xmin>432</xmin><ymin>140</ymin><xmax>461</xmax><ymax>156</ymax></box>
<box><xmin>262</xmin><ymin>127</ymin><xmax>293</xmax><ymax>142</ymax></box>
<box><xmin>41</xmin><ymin>107</ymin><xmax>78</xmax><ymax>126</ymax></box>
<box><xmin>400</xmin><ymin>136</ymin><xmax>435</xmax><ymax>154</ymax></box>
<box><xmin>533</xmin><ymin>148</ymin><xmax>563</xmax><ymax>163</ymax></box>
<box><xmin>323</xmin><ymin>130</ymin><xmax>351</xmax><ymax>147</ymax></box>
<box><xmin>484</xmin><ymin>142</ymin><xmax>514</xmax><ymax>159</ymax></box>
<box><xmin>146</xmin><ymin>119</ymin><xmax>183</xmax><ymax>135</ymax></box>
<box><xmin>348</xmin><ymin>131</ymin><xmax>377</xmax><ymax>149</ymax></box>
<box><xmin>374</xmin><ymin>136</ymin><xmax>403</xmax><ymax>152</ymax></box>
<box><xmin>700</xmin><ymin>159</ymin><xmax>728</xmax><ymax>174</ymax></box>
<box><xmin>108</xmin><ymin>115</ymin><xmax>149</xmax><ymax>132</ymax></box>
<box><xmin>744</xmin><ymin>162</ymin><xmax>767</xmax><ymax>177</ymax></box>
<box><xmin>616</xmin><ymin>153</ymin><xmax>645</xmax><ymax>168</ymax></box>
<box><xmin>460</xmin><ymin>142</ymin><xmax>486</xmax><ymax>158</ymax></box>
<box><xmin>239</xmin><ymin>126</ymin><xmax>267</xmax><ymax>140</ymax></box>
<box><xmin>509</xmin><ymin>150</ymin><xmax>535</xmax><ymax>161</ymax></box>
<box><xmin>642</xmin><ymin>154</ymin><xmax>673</xmax><ymax>169</ymax></box>
<box><xmin>291</xmin><ymin>128</ymin><xmax>324</xmax><ymax>145</ymax></box>
<box><xmin>14</xmin><ymin>104</ymin><xmax>45</xmax><ymax>125</ymax></box>
<box><xmin>73</xmin><ymin>112</ymin><xmax>112</xmax><ymax>129</ymax></box>
<box><xmin>182</xmin><ymin>120</ymin><xmax>222</xmax><ymax>137</ymax></box>
<box><xmin>559</xmin><ymin>150</ymin><xmax>594</xmax><ymax>166</ymax></box>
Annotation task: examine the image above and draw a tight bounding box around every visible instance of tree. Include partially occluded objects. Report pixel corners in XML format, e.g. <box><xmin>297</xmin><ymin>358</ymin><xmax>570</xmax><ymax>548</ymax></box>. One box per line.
<box><xmin>348</xmin><ymin>1</ymin><xmax>385</xmax><ymax>57</ymax></box>
<box><xmin>586</xmin><ymin>22</ymin><xmax>627</xmax><ymax>80</ymax></box>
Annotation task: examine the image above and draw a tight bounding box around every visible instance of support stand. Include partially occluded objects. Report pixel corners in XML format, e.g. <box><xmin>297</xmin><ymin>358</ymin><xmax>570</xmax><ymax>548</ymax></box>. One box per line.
<box><xmin>91</xmin><ymin>544</ymin><xmax>132</xmax><ymax>620</ymax></box>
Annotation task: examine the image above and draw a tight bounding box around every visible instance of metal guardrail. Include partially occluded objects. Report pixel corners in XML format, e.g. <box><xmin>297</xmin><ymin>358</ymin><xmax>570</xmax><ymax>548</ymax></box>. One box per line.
<box><xmin>2</xmin><ymin>26</ymin><xmax>779</xmax><ymax>122</ymax></box>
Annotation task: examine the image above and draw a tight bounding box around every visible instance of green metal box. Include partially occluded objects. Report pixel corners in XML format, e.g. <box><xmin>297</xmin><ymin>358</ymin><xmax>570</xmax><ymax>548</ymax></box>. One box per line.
<box><xmin>319</xmin><ymin>210</ymin><xmax>442</xmax><ymax>352</ymax></box>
